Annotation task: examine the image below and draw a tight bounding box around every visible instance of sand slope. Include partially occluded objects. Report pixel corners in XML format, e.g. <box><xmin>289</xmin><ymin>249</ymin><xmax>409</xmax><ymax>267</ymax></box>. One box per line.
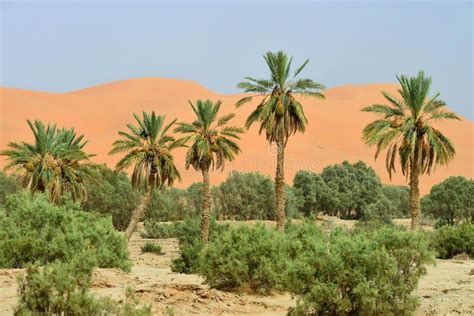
<box><xmin>1</xmin><ymin>78</ymin><xmax>472</xmax><ymax>194</ymax></box>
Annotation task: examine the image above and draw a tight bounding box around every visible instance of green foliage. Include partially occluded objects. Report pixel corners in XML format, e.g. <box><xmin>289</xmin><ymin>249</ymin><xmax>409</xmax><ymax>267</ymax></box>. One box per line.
<box><xmin>141</xmin><ymin>242</ymin><xmax>162</xmax><ymax>254</ymax></box>
<box><xmin>381</xmin><ymin>184</ymin><xmax>410</xmax><ymax>217</ymax></box>
<box><xmin>0</xmin><ymin>171</ymin><xmax>21</xmax><ymax>207</ymax></box>
<box><xmin>14</xmin><ymin>257</ymin><xmax>150</xmax><ymax>316</ymax></box>
<box><xmin>422</xmin><ymin>176</ymin><xmax>474</xmax><ymax>226</ymax></box>
<box><xmin>320</xmin><ymin>161</ymin><xmax>383</xmax><ymax>219</ymax></box>
<box><xmin>362</xmin><ymin>71</ymin><xmax>459</xmax><ymax>179</ymax></box>
<box><xmin>198</xmin><ymin>224</ymin><xmax>284</xmax><ymax>294</ymax></box>
<box><xmin>110</xmin><ymin>111</ymin><xmax>185</xmax><ymax>191</ymax></box>
<box><xmin>82</xmin><ymin>165</ymin><xmax>140</xmax><ymax>231</ymax></box>
<box><xmin>293</xmin><ymin>170</ymin><xmax>335</xmax><ymax>217</ymax></box>
<box><xmin>360</xmin><ymin>195</ymin><xmax>397</xmax><ymax>224</ymax></box>
<box><xmin>236</xmin><ymin>51</ymin><xmax>325</xmax><ymax>143</ymax></box>
<box><xmin>175</xmin><ymin>99</ymin><xmax>243</xmax><ymax>172</ymax></box>
<box><xmin>0</xmin><ymin>120</ymin><xmax>95</xmax><ymax>205</ymax></box>
<box><xmin>146</xmin><ymin>187</ymin><xmax>192</xmax><ymax>222</ymax></box>
<box><xmin>142</xmin><ymin>221</ymin><xmax>176</xmax><ymax>239</ymax></box>
<box><xmin>0</xmin><ymin>193</ymin><xmax>130</xmax><ymax>271</ymax></box>
<box><xmin>215</xmin><ymin>171</ymin><xmax>275</xmax><ymax>220</ymax></box>
<box><xmin>431</xmin><ymin>223</ymin><xmax>474</xmax><ymax>259</ymax></box>
<box><xmin>170</xmin><ymin>217</ymin><xmax>229</xmax><ymax>274</ymax></box>
<box><xmin>286</xmin><ymin>225</ymin><xmax>434</xmax><ymax>315</ymax></box>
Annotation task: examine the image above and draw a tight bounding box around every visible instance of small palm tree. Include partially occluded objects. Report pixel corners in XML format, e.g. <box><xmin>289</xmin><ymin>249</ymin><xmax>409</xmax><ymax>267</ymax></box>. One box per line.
<box><xmin>236</xmin><ymin>51</ymin><xmax>325</xmax><ymax>231</ymax></box>
<box><xmin>0</xmin><ymin>120</ymin><xmax>95</xmax><ymax>204</ymax></box>
<box><xmin>110</xmin><ymin>112</ymin><xmax>185</xmax><ymax>239</ymax></box>
<box><xmin>175</xmin><ymin>100</ymin><xmax>243</xmax><ymax>243</ymax></box>
<box><xmin>362</xmin><ymin>71</ymin><xmax>460</xmax><ymax>229</ymax></box>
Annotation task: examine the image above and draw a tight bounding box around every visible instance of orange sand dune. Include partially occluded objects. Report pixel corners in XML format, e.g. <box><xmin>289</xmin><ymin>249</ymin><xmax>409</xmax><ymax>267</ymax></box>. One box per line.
<box><xmin>1</xmin><ymin>78</ymin><xmax>472</xmax><ymax>194</ymax></box>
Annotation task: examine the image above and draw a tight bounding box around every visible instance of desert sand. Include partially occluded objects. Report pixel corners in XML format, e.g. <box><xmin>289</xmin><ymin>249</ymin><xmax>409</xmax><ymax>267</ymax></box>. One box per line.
<box><xmin>0</xmin><ymin>220</ymin><xmax>472</xmax><ymax>315</ymax></box>
<box><xmin>1</xmin><ymin>78</ymin><xmax>473</xmax><ymax>194</ymax></box>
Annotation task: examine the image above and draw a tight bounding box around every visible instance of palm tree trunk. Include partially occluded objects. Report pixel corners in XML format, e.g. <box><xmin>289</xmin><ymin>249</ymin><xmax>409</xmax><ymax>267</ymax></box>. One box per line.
<box><xmin>125</xmin><ymin>188</ymin><xmax>153</xmax><ymax>240</ymax></box>
<box><xmin>409</xmin><ymin>165</ymin><xmax>421</xmax><ymax>230</ymax></box>
<box><xmin>201</xmin><ymin>164</ymin><xmax>211</xmax><ymax>244</ymax></box>
<box><xmin>275</xmin><ymin>139</ymin><xmax>286</xmax><ymax>232</ymax></box>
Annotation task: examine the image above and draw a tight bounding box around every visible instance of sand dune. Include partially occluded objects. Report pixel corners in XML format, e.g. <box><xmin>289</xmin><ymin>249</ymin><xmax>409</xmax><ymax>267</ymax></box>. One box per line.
<box><xmin>1</xmin><ymin>78</ymin><xmax>472</xmax><ymax>194</ymax></box>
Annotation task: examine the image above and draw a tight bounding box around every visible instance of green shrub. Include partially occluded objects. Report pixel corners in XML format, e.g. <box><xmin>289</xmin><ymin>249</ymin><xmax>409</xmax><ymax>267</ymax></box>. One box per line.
<box><xmin>171</xmin><ymin>217</ymin><xmax>229</xmax><ymax>274</ymax></box>
<box><xmin>142</xmin><ymin>221</ymin><xmax>176</xmax><ymax>238</ymax></box>
<box><xmin>431</xmin><ymin>223</ymin><xmax>474</xmax><ymax>259</ymax></box>
<box><xmin>145</xmin><ymin>188</ymin><xmax>193</xmax><ymax>222</ymax></box>
<box><xmin>381</xmin><ymin>185</ymin><xmax>410</xmax><ymax>218</ymax></box>
<box><xmin>0</xmin><ymin>193</ymin><xmax>131</xmax><ymax>271</ymax></box>
<box><xmin>141</xmin><ymin>242</ymin><xmax>162</xmax><ymax>254</ymax></box>
<box><xmin>0</xmin><ymin>171</ymin><xmax>21</xmax><ymax>208</ymax></box>
<box><xmin>360</xmin><ymin>195</ymin><xmax>397</xmax><ymax>224</ymax></box>
<box><xmin>82</xmin><ymin>165</ymin><xmax>141</xmax><ymax>231</ymax></box>
<box><xmin>422</xmin><ymin>176</ymin><xmax>474</xmax><ymax>226</ymax></box>
<box><xmin>286</xmin><ymin>226</ymin><xmax>434</xmax><ymax>315</ymax></box>
<box><xmin>198</xmin><ymin>224</ymin><xmax>285</xmax><ymax>294</ymax></box>
<box><xmin>14</xmin><ymin>256</ymin><xmax>150</xmax><ymax>315</ymax></box>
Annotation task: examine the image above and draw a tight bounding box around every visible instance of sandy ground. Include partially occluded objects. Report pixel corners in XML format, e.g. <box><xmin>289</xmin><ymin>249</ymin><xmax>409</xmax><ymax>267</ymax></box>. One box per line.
<box><xmin>0</xmin><ymin>222</ymin><xmax>473</xmax><ymax>315</ymax></box>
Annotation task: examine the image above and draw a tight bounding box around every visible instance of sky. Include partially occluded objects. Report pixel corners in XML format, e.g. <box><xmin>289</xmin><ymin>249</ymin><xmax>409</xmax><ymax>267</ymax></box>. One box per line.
<box><xmin>1</xmin><ymin>0</ymin><xmax>472</xmax><ymax>119</ymax></box>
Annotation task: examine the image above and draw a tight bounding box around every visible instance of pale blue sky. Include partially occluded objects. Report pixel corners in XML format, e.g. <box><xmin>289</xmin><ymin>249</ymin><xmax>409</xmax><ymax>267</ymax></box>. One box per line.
<box><xmin>1</xmin><ymin>0</ymin><xmax>472</xmax><ymax>119</ymax></box>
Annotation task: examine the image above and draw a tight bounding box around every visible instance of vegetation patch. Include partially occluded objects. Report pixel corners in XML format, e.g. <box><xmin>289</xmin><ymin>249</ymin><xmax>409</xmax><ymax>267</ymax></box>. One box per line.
<box><xmin>431</xmin><ymin>223</ymin><xmax>474</xmax><ymax>259</ymax></box>
<box><xmin>141</xmin><ymin>242</ymin><xmax>163</xmax><ymax>255</ymax></box>
<box><xmin>0</xmin><ymin>193</ymin><xmax>131</xmax><ymax>271</ymax></box>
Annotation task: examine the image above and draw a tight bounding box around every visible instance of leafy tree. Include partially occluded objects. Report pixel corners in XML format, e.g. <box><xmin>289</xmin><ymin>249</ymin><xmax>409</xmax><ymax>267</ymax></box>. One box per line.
<box><xmin>145</xmin><ymin>187</ymin><xmax>191</xmax><ymax>222</ymax></box>
<box><xmin>321</xmin><ymin>161</ymin><xmax>382</xmax><ymax>219</ymax></box>
<box><xmin>422</xmin><ymin>176</ymin><xmax>473</xmax><ymax>226</ymax></box>
<box><xmin>0</xmin><ymin>171</ymin><xmax>21</xmax><ymax>207</ymax></box>
<box><xmin>362</xmin><ymin>71</ymin><xmax>460</xmax><ymax>229</ymax></box>
<box><xmin>381</xmin><ymin>184</ymin><xmax>410</xmax><ymax>218</ymax></box>
<box><xmin>0</xmin><ymin>120</ymin><xmax>95</xmax><ymax>205</ymax></box>
<box><xmin>110</xmin><ymin>112</ymin><xmax>185</xmax><ymax>239</ymax></box>
<box><xmin>292</xmin><ymin>170</ymin><xmax>335</xmax><ymax>217</ymax></box>
<box><xmin>237</xmin><ymin>51</ymin><xmax>325</xmax><ymax>231</ymax></box>
<box><xmin>82</xmin><ymin>165</ymin><xmax>141</xmax><ymax>231</ymax></box>
<box><xmin>175</xmin><ymin>100</ymin><xmax>243</xmax><ymax>243</ymax></box>
<box><xmin>216</xmin><ymin>171</ymin><xmax>275</xmax><ymax>220</ymax></box>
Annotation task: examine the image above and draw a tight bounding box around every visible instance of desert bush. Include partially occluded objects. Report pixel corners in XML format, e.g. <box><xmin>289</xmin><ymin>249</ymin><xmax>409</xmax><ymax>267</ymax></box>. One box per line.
<box><xmin>0</xmin><ymin>171</ymin><xmax>21</xmax><ymax>207</ymax></box>
<box><xmin>292</xmin><ymin>171</ymin><xmax>336</xmax><ymax>217</ymax></box>
<box><xmin>141</xmin><ymin>242</ymin><xmax>162</xmax><ymax>254</ymax></box>
<box><xmin>142</xmin><ymin>221</ymin><xmax>176</xmax><ymax>239</ymax></box>
<box><xmin>320</xmin><ymin>161</ymin><xmax>383</xmax><ymax>219</ymax></box>
<box><xmin>422</xmin><ymin>176</ymin><xmax>474</xmax><ymax>226</ymax></box>
<box><xmin>145</xmin><ymin>187</ymin><xmax>193</xmax><ymax>222</ymax></box>
<box><xmin>82</xmin><ymin>165</ymin><xmax>141</xmax><ymax>231</ymax></box>
<box><xmin>170</xmin><ymin>217</ymin><xmax>229</xmax><ymax>274</ymax></box>
<box><xmin>198</xmin><ymin>224</ymin><xmax>285</xmax><ymax>294</ymax></box>
<box><xmin>14</xmin><ymin>256</ymin><xmax>150</xmax><ymax>315</ymax></box>
<box><xmin>215</xmin><ymin>171</ymin><xmax>276</xmax><ymax>220</ymax></box>
<box><xmin>382</xmin><ymin>184</ymin><xmax>410</xmax><ymax>218</ymax></box>
<box><xmin>0</xmin><ymin>193</ymin><xmax>130</xmax><ymax>271</ymax></box>
<box><xmin>431</xmin><ymin>223</ymin><xmax>474</xmax><ymax>259</ymax></box>
<box><xmin>360</xmin><ymin>195</ymin><xmax>397</xmax><ymax>224</ymax></box>
<box><xmin>286</xmin><ymin>226</ymin><xmax>434</xmax><ymax>315</ymax></box>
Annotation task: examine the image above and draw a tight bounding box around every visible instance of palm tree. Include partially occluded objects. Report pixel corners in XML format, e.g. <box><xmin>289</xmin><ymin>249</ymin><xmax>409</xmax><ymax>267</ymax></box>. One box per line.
<box><xmin>362</xmin><ymin>71</ymin><xmax>460</xmax><ymax>229</ymax></box>
<box><xmin>0</xmin><ymin>120</ymin><xmax>95</xmax><ymax>204</ymax></box>
<box><xmin>110</xmin><ymin>112</ymin><xmax>185</xmax><ymax>239</ymax></box>
<box><xmin>175</xmin><ymin>100</ymin><xmax>243</xmax><ymax>243</ymax></box>
<box><xmin>236</xmin><ymin>51</ymin><xmax>325</xmax><ymax>231</ymax></box>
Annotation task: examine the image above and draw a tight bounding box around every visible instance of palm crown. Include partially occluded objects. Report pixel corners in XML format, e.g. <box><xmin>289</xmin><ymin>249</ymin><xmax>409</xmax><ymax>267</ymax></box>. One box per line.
<box><xmin>175</xmin><ymin>99</ymin><xmax>244</xmax><ymax>171</ymax></box>
<box><xmin>109</xmin><ymin>112</ymin><xmax>185</xmax><ymax>190</ymax></box>
<box><xmin>236</xmin><ymin>51</ymin><xmax>325</xmax><ymax>145</ymax></box>
<box><xmin>362</xmin><ymin>71</ymin><xmax>460</xmax><ymax>178</ymax></box>
<box><xmin>0</xmin><ymin>120</ymin><xmax>95</xmax><ymax>204</ymax></box>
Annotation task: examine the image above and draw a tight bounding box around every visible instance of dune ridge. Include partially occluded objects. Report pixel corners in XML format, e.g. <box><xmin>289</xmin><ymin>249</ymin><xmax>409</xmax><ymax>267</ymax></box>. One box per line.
<box><xmin>1</xmin><ymin>78</ymin><xmax>472</xmax><ymax>194</ymax></box>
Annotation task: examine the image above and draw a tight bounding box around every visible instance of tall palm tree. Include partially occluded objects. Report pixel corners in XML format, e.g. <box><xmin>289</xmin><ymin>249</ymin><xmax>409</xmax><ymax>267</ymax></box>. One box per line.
<box><xmin>0</xmin><ymin>120</ymin><xmax>95</xmax><ymax>204</ymax></box>
<box><xmin>362</xmin><ymin>71</ymin><xmax>460</xmax><ymax>229</ymax></box>
<box><xmin>175</xmin><ymin>100</ymin><xmax>243</xmax><ymax>243</ymax></box>
<box><xmin>110</xmin><ymin>112</ymin><xmax>185</xmax><ymax>239</ymax></box>
<box><xmin>236</xmin><ymin>51</ymin><xmax>325</xmax><ymax>231</ymax></box>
